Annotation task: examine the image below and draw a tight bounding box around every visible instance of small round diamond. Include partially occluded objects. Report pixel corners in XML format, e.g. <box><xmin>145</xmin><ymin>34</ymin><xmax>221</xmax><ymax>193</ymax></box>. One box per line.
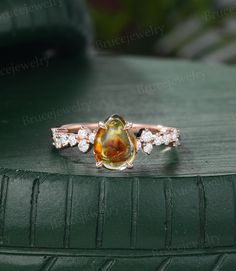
<box><xmin>141</xmin><ymin>130</ymin><xmax>153</xmax><ymax>143</ymax></box>
<box><xmin>53</xmin><ymin>138</ymin><xmax>62</xmax><ymax>149</ymax></box>
<box><xmin>53</xmin><ymin>135</ymin><xmax>68</xmax><ymax>149</ymax></box>
<box><xmin>78</xmin><ymin>139</ymin><xmax>90</xmax><ymax>153</ymax></box>
<box><xmin>171</xmin><ymin>129</ymin><xmax>179</xmax><ymax>141</ymax></box>
<box><xmin>61</xmin><ymin>135</ymin><xmax>68</xmax><ymax>145</ymax></box>
<box><xmin>78</xmin><ymin>128</ymin><xmax>90</xmax><ymax>139</ymax></box>
<box><xmin>153</xmin><ymin>134</ymin><xmax>163</xmax><ymax>145</ymax></box>
<box><xmin>172</xmin><ymin>134</ymin><xmax>178</xmax><ymax>141</ymax></box>
<box><xmin>143</xmin><ymin>143</ymin><xmax>153</xmax><ymax>154</ymax></box>
<box><xmin>89</xmin><ymin>132</ymin><xmax>96</xmax><ymax>144</ymax></box>
<box><xmin>68</xmin><ymin>134</ymin><xmax>77</xmax><ymax>146</ymax></box>
<box><xmin>163</xmin><ymin>134</ymin><xmax>171</xmax><ymax>145</ymax></box>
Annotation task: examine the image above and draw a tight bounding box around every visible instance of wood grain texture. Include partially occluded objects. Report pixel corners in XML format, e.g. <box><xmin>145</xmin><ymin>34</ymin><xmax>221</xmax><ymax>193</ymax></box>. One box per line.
<box><xmin>0</xmin><ymin>55</ymin><xmax>236</xmax><ymax>270</ymax></box>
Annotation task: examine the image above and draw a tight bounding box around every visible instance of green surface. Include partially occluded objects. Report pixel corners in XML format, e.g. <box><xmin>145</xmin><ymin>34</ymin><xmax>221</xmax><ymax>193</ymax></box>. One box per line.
<box><xmin>0</xmin><ymin>54</ymin><xmax>236</xmax><ymax>270</ymax></box>
<box><xmin>0</xmin><ymin>55</ymin><xmax>236</xmax><ymax>177</ymax></box>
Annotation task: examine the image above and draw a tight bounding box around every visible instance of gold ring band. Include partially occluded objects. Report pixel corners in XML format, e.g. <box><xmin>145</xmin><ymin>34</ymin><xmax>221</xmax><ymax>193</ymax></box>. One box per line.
<box><xmin>51</xmin><ymin>114</ymin><xmax>181</xmax><ymax>170</ymax></box>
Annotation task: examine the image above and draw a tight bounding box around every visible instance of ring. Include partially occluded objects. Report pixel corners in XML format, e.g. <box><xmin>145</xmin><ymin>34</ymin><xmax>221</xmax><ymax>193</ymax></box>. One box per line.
<box><xmin>51</xmin><ymin>114</ymin><xmax>181</xmax><ymax>170</ymax></box>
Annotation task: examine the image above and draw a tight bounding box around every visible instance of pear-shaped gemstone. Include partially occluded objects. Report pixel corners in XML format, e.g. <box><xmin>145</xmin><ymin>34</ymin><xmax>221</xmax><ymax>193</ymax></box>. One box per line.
<box><xmin>94</xmin><ymin>115</ymin><xmax>136</xmax><ymax>170</ymax></box>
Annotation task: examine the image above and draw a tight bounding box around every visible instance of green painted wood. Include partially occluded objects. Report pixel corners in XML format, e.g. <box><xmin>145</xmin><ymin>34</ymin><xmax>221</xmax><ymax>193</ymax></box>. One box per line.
<box><xmin>0</xmin><ymin>55</ymin><xmax>236</xmax><ymax>270</ymax></box>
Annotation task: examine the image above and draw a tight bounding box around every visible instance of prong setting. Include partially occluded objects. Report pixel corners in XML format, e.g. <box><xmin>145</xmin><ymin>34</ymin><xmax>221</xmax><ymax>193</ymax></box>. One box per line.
<box><xmin>96</xmin><ymin>161</ymin><xmax>103</xmax><ymax>168</ymax></box>
<box><xmin>124</xmin><ymin>122</ymin><xmax>133</xmax><ymax>130</ymax></box>
<box><xmin>51</xmin><ymin>116</ymin><xmax>181</xmax><ymax>170</ymax></box>
<box><xmin>98</xmin><ymin>121</ymin><xmax>107</xmax><ymax>129</ymax></box>
<box><xmin>126</xmin><ymin>161</ymin><xmax>134</xmax><ymax>169</ymax></box>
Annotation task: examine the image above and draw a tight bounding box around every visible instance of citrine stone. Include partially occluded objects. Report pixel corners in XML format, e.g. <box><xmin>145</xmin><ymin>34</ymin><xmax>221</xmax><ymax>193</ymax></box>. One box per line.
<box><xmin>94</xmin><ymin>115</ymin><xmax>136</xmax><ymax>170</ymax></box>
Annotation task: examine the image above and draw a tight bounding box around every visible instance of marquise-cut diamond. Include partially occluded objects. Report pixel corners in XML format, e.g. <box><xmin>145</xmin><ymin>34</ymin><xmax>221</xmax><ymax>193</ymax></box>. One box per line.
<box><xmin>141</xmin><ymin>130</ymin><xmax>153</xmax><ymax>143</ymax></box>
<box><xmin>163</xmin><ymin>134</ymin><xmax>172</xmax><ymax>145</ymax></box>
<box><xmin>143</xmin><ymin>143</ymin><xmax>153</xmax><ymax>154</ymax></box>
<box><xmin>78</xmin><ymin>139</ymin><xmax>90</xmax><ymax>152</ymax></box>
<box><xmin>68</xmin><ymin>134</ymin><xmax>77</xmax><ymax>146</ymax></box>
<box><xmin>78</xmin><ymin>128</ymin><xmax>91</xmax><ymax>139</ymax></box>
<box><xmin>153</xmin><ymin>134</ymin><xmax>163</xmax><ymax>145</ymax></box>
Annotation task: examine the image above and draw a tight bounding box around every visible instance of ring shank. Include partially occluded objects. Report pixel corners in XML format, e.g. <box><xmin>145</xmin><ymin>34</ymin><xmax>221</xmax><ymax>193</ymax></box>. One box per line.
<box><xmin>59</xmin><ymin>123</ymin><xmax>176</xmax><ymax>134</ymax></box>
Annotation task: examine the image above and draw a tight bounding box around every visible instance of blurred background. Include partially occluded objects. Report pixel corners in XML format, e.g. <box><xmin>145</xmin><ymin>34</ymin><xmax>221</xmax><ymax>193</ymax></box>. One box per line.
<box><xmin>88</xmin><ymin>0</ymin><xmax>236</xmax><ymax>64</ymax></box>
<box><xmin>0</xmin><ymin>0</ymin><xmax>236</xmax><ymax>64</ymax></box>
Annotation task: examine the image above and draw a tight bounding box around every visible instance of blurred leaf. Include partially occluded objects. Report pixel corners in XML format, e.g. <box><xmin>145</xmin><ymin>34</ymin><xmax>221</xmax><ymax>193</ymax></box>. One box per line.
<box><xmin>89</xmin><ymin>6</ymin><xmax>130</xmax><ymax>40</ymax></box>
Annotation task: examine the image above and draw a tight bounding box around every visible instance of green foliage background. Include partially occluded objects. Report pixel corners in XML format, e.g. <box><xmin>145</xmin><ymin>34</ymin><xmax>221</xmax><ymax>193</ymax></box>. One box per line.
<box><xmin>88</xmin><ymin>0</ymin><xmax>236</xmax><ymax>63</ymax></box>
<box><xmin>88</xmin><ymin>0</ymin><xmax>210</xmax><ymax>47</ymax></box>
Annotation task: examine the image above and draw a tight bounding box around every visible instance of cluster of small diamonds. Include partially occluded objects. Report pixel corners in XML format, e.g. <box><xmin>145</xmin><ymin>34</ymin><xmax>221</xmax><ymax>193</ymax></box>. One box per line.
<box><xmin>137</xmin><ymin>127</ymin><xmax>180</xmax><ymax>154</ymax></box>
<box><xmin>52</xmin><ymin>128</ymin><xmax>97</xmax><ymax>153</ymax></box>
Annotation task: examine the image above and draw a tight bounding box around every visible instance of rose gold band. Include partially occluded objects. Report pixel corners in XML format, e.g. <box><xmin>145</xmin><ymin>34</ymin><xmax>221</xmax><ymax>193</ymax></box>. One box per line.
<box><xmin>51</xmin><ymin>121</ymin><xmax>180</xmax><ymax>154</ymax></box>
<box><xmin>56</xmin><ymin>123</ymin><xmax>176</xmax><ymax>134</ymax></box>
<box><xmin>51</xmin><ymin>115</ymin><xmax>181</xmax><ymax>170</ymax></box>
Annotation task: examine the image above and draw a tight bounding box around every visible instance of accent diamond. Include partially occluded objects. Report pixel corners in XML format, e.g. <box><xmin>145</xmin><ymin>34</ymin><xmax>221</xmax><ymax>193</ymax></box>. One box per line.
<box><xmin>89</xmin><ymin>132</ymin><xmax>96</xmax><ymax>144</ymax></box>
<box><xmin>68</xmin><ymin>134</ymin><xmax>77</xmax><ymax>146</ymax></box>
<box><xmin>171</xmin><ymin>129</ymin><xmax>179</xmax><ymax>141</ymax></box>
<box><xmin>78</xmin><ymin>139</ymin><xmax>90</xmax><ymax>153</ymax></box>
<box><xmin>53</xmin><ymin>138</ymin><xmax>62</xmax><ymax>149</ymax></box>
<box><xmin>143</xmin><ymin>143</ymin><xmax>153</xmax><ymax>154</ymax></box>
<box><xmin>163</xmin><ymin>134</ymin><xmax>172</xmax><ymax>145</ymax></box>
<box><xmin>141</xmin><ymin>130</ymin><xmax>153</xmax><ymax>143</ymax></box>
<box><xmin>78</xmin><ymin>128</ymin><xmax>90</xmax><ymax>139</ymax></box>
<box><xmin>53</xmin><ymin>134</ymin><xmax>68</xmax><ymax>149</ymax></box>
<box><xmin>153</xmin><ymin>134</ymin><xmax>163</xmax><ymax>145</ymax></box>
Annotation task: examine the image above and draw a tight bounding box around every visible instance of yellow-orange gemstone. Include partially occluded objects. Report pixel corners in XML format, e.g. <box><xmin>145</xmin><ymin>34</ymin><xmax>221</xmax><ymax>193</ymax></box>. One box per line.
<box><xmin>94</xmin><ymin>115</ymin><xmax>136</xmax><ymax>170</ymax></box>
